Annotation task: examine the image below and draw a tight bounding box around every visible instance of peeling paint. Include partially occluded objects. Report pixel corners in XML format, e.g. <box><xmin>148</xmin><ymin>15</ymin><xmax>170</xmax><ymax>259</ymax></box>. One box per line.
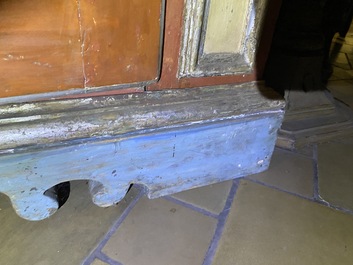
<box><xmin>0</xmin><ymin>83</ymin><xmax>284</xmax><ymax>221</ymax></box>
<box><xmin>179</xmin><ymin>0</ymin><xmax>267</xmax><ymax>77</ymax></box>
<box><xmin>0</xmin><ymin>114</ymin><xmax>282</xmax><ymax>220</ymax></box>
<box><xmin>0</xmin><ymin>83</ymin><xmax>284</xmax><ymax>152</ymax></box>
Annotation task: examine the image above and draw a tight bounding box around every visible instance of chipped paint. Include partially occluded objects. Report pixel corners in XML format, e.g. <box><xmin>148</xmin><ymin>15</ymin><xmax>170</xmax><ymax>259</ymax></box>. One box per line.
<box><xmin>0</xmin><ymin>82</ymin><xmax>283</xmax><ymax>152</ymax></box>
<box><xmin>0</xmin><ymin>114</ymin><xmax>283</xmax><ymax>221</ymax></box>
<box><xmin>179</xmin><ymin>0</ymin><xmax>267</xmax><ymax>77</ymax></box>
<box><xmin>0</xmin><ymin>82</ymin><xmax>284</xmax><ymax>220</ymax></box>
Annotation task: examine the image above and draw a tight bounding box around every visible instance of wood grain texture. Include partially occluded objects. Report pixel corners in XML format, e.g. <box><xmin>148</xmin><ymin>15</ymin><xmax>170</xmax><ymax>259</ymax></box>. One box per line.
<box><xmin>0</xmin><ymin>0</ymin><xmax>162</xmax><ymax>98</ymax></box>
<box><xmin>79</xmin><ymin>0</ymin><xmax>162</xmax><ymax>87</ymax></box>
<box><xmin>0</xmin><ymin>0</ymin><xmax>83</xmax><ymax>97</ymax></box>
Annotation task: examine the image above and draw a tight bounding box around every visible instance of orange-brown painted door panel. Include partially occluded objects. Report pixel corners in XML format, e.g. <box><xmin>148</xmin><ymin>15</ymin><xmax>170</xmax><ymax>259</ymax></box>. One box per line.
<box><xmin>0</xmin><ymin>0</ymin><xmax>162</xmax><ymax>98</ymax></box>
<box><xmin>0</xmin><ymin>0</ymin><xmax>83</xmax><ymax>98</ymax></box>
<box><xmin>80</xmin><ymin>0</ymin><xmax>162</xmax><ymax>88</ymax></box>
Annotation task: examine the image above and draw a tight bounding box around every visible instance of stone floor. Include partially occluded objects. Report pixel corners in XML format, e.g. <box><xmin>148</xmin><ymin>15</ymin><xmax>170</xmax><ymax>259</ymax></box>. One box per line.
<box><xmin>1</xmin><ymin>21</ymin><xmax>353</xmax><ymax>265</ymax></box>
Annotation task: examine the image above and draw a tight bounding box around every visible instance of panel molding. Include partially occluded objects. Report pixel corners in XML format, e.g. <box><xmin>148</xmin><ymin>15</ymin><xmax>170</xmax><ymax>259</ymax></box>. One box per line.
<box><xmin>179</xmin><ymin>0</ymin><xmax>267</xmax><ymax>78</ymax></box>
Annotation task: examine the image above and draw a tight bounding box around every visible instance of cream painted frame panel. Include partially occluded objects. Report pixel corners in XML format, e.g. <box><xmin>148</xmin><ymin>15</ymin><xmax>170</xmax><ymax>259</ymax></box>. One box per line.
<box><xmin>203</xmin><ymin>0</ymin><xmax>250</xmax><ymax>54</ymax></box>
<box><xmin>179</xmin><ymin>0</ymin><xmax>267</xmax><ymax>77</ymax></box>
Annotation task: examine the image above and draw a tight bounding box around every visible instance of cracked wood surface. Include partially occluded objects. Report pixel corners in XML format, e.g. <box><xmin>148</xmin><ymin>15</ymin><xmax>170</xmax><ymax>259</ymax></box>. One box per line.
<box><xmin>0</xmin><ymin>82</ymin><xmax>284</xmax><ymax>153</ymax></box>
<box><xmin>0</xmin><ymin>0</ymin><xmax>162</xmax><ymax>98</ymax></box>
<box><xmin>0</xmin><ymin>82</ymin><xmax>284</xmax><ymax>221</ymax></box>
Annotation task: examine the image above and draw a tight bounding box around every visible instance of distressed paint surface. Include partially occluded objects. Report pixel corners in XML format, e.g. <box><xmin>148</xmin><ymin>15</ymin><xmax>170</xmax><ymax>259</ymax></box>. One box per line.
<box><xmin>0</xmin><ymin>83</ymin><xmax>283</xmax><ymax>152</ymax></box>
<box><xmin>0</xmin><ymin>115</ymin><xmax>282</xmax><ymax>221</ymax></box>
<box><xmin>204</xmin><ymin>0</ymin><xmax>250</xmax><ymax>54</ymax></box>
<box><xmin>178</xmin><ymin>0</ymin><xmax>267</xmax><ymax>77</ymax></box>
<box><xmin>147</xmin><ymin>0</ymin><xmax>257</xmax><ymax>90</ymax></box>
<box><xmin>0</xmin><ymin>83</ymin><xmax>285</xmax><ymax>220</ymax></box>
<box><xmin>148</xmin><ymin>0</ymin><xmax>279</xmax><ymax>89</ymax></box>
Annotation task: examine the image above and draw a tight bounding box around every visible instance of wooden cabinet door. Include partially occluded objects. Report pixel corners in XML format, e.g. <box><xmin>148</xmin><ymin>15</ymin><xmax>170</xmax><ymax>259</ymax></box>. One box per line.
<box><xmin>0</xmin><ymin>0</ymin><xmax>163</xmax><ymax>99</ymax></box>
<box><xmin>149</xmin><ymin>0</ymin><xmax>281</xmax><ymax>90</ymax></box>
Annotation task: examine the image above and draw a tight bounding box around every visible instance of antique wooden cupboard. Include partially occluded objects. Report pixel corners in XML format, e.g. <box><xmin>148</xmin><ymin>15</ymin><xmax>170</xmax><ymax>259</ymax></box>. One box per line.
<box><xmin>0</xmin><ymin>0</ymin><xmax>284</xmax><ymax>220</ymax></box>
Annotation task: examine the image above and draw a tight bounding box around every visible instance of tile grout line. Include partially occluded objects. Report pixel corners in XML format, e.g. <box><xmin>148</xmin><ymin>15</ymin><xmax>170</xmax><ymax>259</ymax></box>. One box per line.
<box><xmin>202</xmin><ymin>179</ymin><xmax>239</xmax><ymax>265</ymax></box>
<box><xmin>248</xmin><ymin>178</ymin><xmax>353</xmax><ymax>216</ymax></box>
<box><xmin>312</xmin><ymin>138</ymin><xmax>353</xmax><ymax>215</ymax></box>
<box><xmin>82</xmin><ymin>186</ymin><xmax>145</xmax><ymax>265</ymax></box>
<box><xmin>95</xmin><ymin>252</ymin><xmax>124</xmax><ymax>265</ymax></box>
<box><xmin>315</xmin><ymin>199</ymin><xmax>353</xmax><ymax>216</ymax></box>
<box><xmin>310</xmin><ymin>140</ymin><xmax>353</xmax><ymax>214</ymax></box>
<box><xmin>247</xmin><ymin>178</ymin><xmax>314</xmax><ymax>201</ymax></box>
<box><xmin>275</xmin><ymin>146</ymin><xmax>313</xmax><ymax>159</ymax></box>
<box><xmin>163</xmin><ymin>195</ymin><xmax>219</xmax><ymax>219</ymax></box>
<box><xmin>345</xmin><ymin>53</ymin><xmax>353</xmax><ymax>69</ymax></box>
<box><xmin>312</xmin><ymin>144</ymin><xmax>320</xmax><ymax>201</ymax></box>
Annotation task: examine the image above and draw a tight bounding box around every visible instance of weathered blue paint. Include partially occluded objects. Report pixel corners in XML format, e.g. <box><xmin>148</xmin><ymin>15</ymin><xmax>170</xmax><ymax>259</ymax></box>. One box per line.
<box><xmin>0</xmin><ymin>113</ymin><xmax>281</xmax><ymax>220</ymax></box>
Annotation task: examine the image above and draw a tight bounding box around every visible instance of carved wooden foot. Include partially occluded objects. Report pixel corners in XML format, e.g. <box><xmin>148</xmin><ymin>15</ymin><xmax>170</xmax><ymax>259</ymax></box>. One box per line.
<box><xmin>8</xmin><ymin>189</ymin><xmax>59</xmax><ymax>221</ymax></box>
<box><xmin>88</xmin><ymin>180</ymin><xmax>130</xmax><ymax>207</ymax></box>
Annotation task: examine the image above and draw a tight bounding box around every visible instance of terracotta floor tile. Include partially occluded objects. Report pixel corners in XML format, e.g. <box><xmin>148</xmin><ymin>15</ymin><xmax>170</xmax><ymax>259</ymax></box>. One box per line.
<box><xmin>318</xmin><ymin>140</ymin><xmax>353</xmax><ymax>210</ymax></box>
<box><xmin>102</xmin><ymin>196</ymin><xmax>217</xmax><ymax>265</ymax></box>
<box><xmin>213</xmin><ymin>180</ymin><xmax>353</xmax><ymax>265</ymax></box>
<box><xmin>246</xmin><ymin>148</ymin><xmax>314</xmax><ymax>197</ymax></box>
<box><xmin>171</xmin><ymin>180</ymin><xmax>233</xmax><ymax>215</ymax></box>
<box><xmin>331</xmin><ymin>65</ymin><xmax>353</xmax><ymax>80</ymax></box>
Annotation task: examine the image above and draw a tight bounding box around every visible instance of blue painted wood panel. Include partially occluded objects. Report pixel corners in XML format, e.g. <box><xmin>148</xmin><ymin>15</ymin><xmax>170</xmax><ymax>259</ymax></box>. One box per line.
<box><xmin>0</xmin><ymin>114</ymin><xmax>281</xmax><ymax>220</ymax></box>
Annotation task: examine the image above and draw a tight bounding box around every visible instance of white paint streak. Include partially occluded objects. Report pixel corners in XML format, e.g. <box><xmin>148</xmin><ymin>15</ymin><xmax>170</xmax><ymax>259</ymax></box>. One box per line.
<box><xmin>0</xmin><ymin>121</ymin><xmax>101</xmax><ymax>147</ymax></box>
<box><xmin>0</xmin><ymin>115</ymin><xmax>42</xmax><ymax>124</ymax></box>
<box><xmin>0</xmin><ymin>103</ymin><xmax>39</xmax><ymax>115</ymax></box>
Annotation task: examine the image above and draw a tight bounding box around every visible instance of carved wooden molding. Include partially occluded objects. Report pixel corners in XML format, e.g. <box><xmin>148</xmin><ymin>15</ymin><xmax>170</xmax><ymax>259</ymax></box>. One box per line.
<box><xmin>0</xmin><ymin>82</ymin><xmax>284</xmax><ymax>221</ymax></box>
<box><xmin>0</xmin><ymin>82</ymin><xmax>283</xmax><ymax>153</ymax></box>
